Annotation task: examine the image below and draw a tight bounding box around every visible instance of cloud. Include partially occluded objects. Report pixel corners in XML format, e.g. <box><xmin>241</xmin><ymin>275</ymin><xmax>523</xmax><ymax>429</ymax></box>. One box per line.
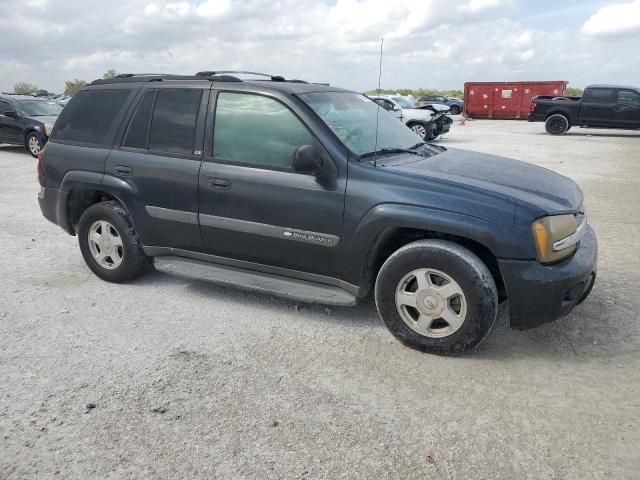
<box><xmin>581</xmin><ymin>0</ymin><xmax>640</xmax><ymax>38</ymax></box>
<box><xmin>0</xmin><ymin>0</ymin><xmax>638</xmax><ymax>94</ymax></box>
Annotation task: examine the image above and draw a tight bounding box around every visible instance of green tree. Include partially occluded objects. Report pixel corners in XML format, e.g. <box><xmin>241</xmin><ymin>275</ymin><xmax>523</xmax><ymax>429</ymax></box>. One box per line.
<box><xmin>565</xmin><ymin>87</ymin><xmax>583</xmax><ymax>97</ymax></box>
<box><xmin>64</xmin><ymin>79</ymin><xmax>87</xmax><ymax>95</ymax></box>
<box><xmin>13</xmin><ymin>82</ymin><xmax>39</xmax><ymax>95</ymax></box>
<box><xmin>102</xmin><ymin>69</ymin><xmax>118</xmax><ymax>80</ymax></box>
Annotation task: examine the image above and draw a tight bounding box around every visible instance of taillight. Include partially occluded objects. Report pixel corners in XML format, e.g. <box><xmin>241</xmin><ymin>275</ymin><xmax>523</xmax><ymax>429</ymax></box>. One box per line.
<box><xmin>529</xmin><ymin>102</ymin><xmax>536</xmax><ymax>112</ymax></box>
<box><xmin>37</xmin><ymin>150</ymin><xmax>46</xmax><ymax>187</ymax></box>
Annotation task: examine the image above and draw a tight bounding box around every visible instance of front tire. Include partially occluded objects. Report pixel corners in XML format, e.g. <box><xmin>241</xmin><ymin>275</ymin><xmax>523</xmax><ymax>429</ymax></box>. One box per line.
<box><xmin>78</xmin><ymin>201</ymin><xmax>150</xmax><ymax>283</ymax></box>
<box><xmin>25</xmin><ymin>132</ymin><xmax>43</xmax><ymax>158</ymax></box>
<box><xmin>545</xmin><ymin>114</ymin><xmax>569</xmax><ymax>135</ymax></box>
<box><xmin>375</xmin><ymin>240</ymin><xmax>498</xmax><ymax>355</ymax></box>
<box><xmin>409</xmin><ymin>121</ymin><xmax>430</xmax><ymax>140</ymax></box>
<box><xmin>450</xmin><ymin>105</ymin><xmax>461</xmax><ymax>115</ymax></box>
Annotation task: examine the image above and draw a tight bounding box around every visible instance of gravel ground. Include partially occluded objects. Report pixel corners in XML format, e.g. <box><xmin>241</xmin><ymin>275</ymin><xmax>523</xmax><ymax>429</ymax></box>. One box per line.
<box><xmin>1</xmin><ymin>120</ymin><xmax>639</xmax><ymax>479</ymax></box>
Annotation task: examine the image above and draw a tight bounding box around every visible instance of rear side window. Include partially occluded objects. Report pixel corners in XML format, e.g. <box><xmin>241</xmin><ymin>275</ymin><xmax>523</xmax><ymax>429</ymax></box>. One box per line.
<box><xmin>584</xmin><ymin>89</ymin><xmax>615</xmax><ymax>104</ymax></box>
<box><xmin>0</xmin><ymin>100</ymin><xmax>13</xmax><ymax>112</ymax></box>
<box><xmin>52</xmin><ymin>89</ymin><xmax>131</xmax><ymax>145</ymax></box>
<box><xmin>148</xmin><ymin>89</ymin><xmax>202</xmax><ymax>155</ymax></box>
<box><xmin>213</xmin><ymin>92</ymin><xmax>313</xmax><ymax>170</ymax></box>
<box><xmin>123</xmin><ymin>90</ymin><xmax>155</xmax><ymax>149</ymax></box>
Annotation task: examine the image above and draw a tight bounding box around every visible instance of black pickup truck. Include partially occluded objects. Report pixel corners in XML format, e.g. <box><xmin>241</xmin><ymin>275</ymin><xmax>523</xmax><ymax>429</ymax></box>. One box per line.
<box><xmin>529</xmin><ymin>84</ymin><xmax>640</xmax><ymax>135</ymax></box>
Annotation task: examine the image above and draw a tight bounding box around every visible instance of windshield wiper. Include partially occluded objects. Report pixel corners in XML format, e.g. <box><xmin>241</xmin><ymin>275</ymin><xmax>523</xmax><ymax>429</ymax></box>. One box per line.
<box><xmin>360</xmin><ymin>147</ymin><xmax>423</xmax><ymax>160</ymax></box>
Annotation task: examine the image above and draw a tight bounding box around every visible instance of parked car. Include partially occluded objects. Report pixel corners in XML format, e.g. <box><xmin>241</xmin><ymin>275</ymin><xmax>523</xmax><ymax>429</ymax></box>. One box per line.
<box><xmin>0</xmin><ymin>94</ymin><xmax>62</xmax><ymax>157</ymax></box>
<box><xmin>369</xmin><ymin>94</ymin><xmax>452</xmax><ymax>140</ymax></box>
<box><xmin>529</xmin><ymin>84</ymin><xmax>640</xmax><ymax>135</ymax></box>
<box><xmin>416</xmin><ymin>95</ymin><xmax>464</xmax><ymax>114</ymax></box>
<box><xmin>37</xmin><ymin>71</ymin><xmax>597</xmax><ymax>355</ymax></box>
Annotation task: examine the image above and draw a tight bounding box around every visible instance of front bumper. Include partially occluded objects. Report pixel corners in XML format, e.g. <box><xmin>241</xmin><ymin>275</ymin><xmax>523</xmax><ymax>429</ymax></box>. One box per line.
<box><xmin>499</xmin><ymin>225</ymin><xmax>597</xmax><ymax>329</ymax></box>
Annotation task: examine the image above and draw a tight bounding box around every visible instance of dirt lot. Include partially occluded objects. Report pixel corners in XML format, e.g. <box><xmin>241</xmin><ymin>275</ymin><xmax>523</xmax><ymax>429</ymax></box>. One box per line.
<box><xmin>1</xmin><ymin>120</ymin><xmax>639</xmax><ymax>479</ymax></box>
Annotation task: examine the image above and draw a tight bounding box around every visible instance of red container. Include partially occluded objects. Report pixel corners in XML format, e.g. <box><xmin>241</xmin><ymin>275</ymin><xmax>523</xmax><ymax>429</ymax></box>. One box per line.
<box><xmin>464</xmin><ymin>81</ymin><xmax>568</xmax><ymax>119</ymax></box>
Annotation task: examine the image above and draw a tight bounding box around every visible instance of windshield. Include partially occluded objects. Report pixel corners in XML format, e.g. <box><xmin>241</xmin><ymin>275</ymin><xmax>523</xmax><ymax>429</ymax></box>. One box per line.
<box><xmin>299</xmin><ymin>91</ymin><xmax>424</xmax><ymax>156</ymax></box>
<box><xmin>391</xmin><ymin>96</ymin><xmax>414</xmax><ymax>108</ymax></box>
<box><xmin>17</xmin><ymin>100</ymin><xmax>62</xmax><ymax>117</ymax></box>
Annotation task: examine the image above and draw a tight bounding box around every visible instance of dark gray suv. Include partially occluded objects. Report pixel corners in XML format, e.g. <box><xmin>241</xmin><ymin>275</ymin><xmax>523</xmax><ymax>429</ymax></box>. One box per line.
<box><xmin>37</xmin><ymin>71</ymin><xmax>597</xmax><ymax>355</ymax></box>
<box><xmin>415</xmin><ymin>95</ymin><xmax>464</xmax><ymax>115</ymax></box>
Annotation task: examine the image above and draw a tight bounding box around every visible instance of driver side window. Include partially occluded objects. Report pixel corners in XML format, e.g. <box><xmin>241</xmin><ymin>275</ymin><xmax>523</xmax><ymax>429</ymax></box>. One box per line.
<box><xmin>213</xmin><ymin>92</ymin><xmax>314</xmax><ymax>171</ymax></box>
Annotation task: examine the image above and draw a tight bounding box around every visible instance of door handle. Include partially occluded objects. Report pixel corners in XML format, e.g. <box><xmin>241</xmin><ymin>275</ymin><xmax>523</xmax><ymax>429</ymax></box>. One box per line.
<box><xmin>207</xmin><ymin>177</ymin><xmax>231</xmax><ymax>190</ymax></box>
<box><xmin>113</xmin><ymin>165</ymin><xmax>132</xmax><ymax>176</ymax></box>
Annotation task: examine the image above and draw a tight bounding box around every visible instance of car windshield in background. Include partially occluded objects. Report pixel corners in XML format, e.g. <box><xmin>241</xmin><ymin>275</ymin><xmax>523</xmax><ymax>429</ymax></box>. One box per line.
<box><xmin>391</xmin><ymin>97</ymin><xmax>414</xmax><ymax>108</ymax></box>
<box><xmin>17</xmin><ymin>100</ymin><xmax>63</xmax><ymax>117</ymax></box>
<box><xmin>299</xmin><ymin>91</ymin><xmax>424</xmax><ymax>157</ymax></box>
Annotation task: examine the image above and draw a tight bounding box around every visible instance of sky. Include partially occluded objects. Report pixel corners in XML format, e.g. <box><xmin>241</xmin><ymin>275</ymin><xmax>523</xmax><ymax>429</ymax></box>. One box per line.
<box><xmin>1</xmin><ymin>0</ymin><xmax>639</xmax><ymax>94</ymax></box>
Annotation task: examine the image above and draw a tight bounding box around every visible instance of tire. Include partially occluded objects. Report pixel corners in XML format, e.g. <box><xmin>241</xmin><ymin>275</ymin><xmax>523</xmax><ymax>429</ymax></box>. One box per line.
<box><xmin>77</xmin><ymin>201</ymin><xmax>150</xmax><ymax>283</ymax></box>
<box><xmin>408</xmin><ymin>121</ymin><xmax>430</xmax><ymax>140</ymax></box>
<box><xmin>450</xmin><ymin>105</ymin><xmax>461</xmax><ymax>115</ymax></box>
<box><xmin>25</xmin><ymin>132</ymin><xmax>43</xmax><ymax>158</ymax></box>
<box><xmin>545</xmin><ymin>114</ymin><xmax>569</xmax><ymax>135</ymax></box>
<box><xmin>375</xmin><ymin>240</ymin><xmax>498</xmax><ymax>355</ymax></box>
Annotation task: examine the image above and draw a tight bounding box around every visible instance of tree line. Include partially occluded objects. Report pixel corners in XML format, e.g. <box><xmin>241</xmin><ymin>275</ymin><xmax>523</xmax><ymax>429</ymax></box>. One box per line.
<box><xmin>10</xmin><ymin>70</ymin><xmax>119</xmax><ymax>96</ymax></box>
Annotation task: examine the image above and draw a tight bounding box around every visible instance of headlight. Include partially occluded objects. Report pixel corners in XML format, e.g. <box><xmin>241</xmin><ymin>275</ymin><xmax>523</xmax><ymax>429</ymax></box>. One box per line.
<box><xmin>44</xmin><ymin>123</ymin><xmax>53</xmax><ymax>136</ymax></box>
<box><xmin>532</xmin><ymin>214</ymin><xmax>582</xmax><ymax>263</ymax></box>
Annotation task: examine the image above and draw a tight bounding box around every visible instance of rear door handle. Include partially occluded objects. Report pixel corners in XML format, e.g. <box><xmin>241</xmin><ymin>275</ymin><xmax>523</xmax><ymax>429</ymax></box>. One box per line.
<box><xmin>113</xmin><ymin>165</ymin><xmax>132</xmax><ymax>176</ymax></box>
<box><xmin>207</xmin><ymin>177</ymin><xmax>231</xmax><ymax>190</ymax></box>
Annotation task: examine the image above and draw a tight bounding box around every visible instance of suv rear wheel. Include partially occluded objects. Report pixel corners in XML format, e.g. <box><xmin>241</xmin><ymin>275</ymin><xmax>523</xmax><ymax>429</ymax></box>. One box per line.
<box><xmin>78</xmin><ymin>201</ymin><xmax>150</xmax><ymax>283</ymax></box>
<box><xmin>375</xmin><ymin>240</ymin><xmax>498</xmax><ymax>355</ymax></box>
<box><xmin>26</xmin><ymin>132</ymin><xmax>43</xmax><ymax>158</ymax></box>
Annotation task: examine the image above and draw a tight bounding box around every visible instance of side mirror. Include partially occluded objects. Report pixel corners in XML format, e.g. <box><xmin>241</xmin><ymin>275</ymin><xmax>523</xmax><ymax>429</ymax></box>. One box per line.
<box><xmin>3</xmin><ymin>111</ymin><xmax>17</xmax><ymax>118</ymax></box>
<box><xmin>293</xmin><ymin>144</ymin><xmax>336</xmax><ymax>179</ymax></box>
<box><xmin>293</xmin><ymin>144</ymin><xmax>322</xmax><ymax>174</ymax></box>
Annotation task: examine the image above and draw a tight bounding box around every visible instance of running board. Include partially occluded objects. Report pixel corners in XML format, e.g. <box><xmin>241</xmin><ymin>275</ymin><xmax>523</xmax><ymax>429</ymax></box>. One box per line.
<box><xmin>154</xmin><ymin>257</ymin><xmax>357</xmax><ymax>306</ymax></box>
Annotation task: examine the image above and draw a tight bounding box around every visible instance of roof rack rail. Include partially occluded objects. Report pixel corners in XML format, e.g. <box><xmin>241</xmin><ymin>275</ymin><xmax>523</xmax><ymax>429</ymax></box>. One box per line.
<box><xmin>196</xmin><ymin>70</ymin><xmax>286</xmax><ymax>82</ymax></box>
<box><xmin>90</xmin><ymin>73</ymin><xmax>243</xmax><ymax>85</ymax></box>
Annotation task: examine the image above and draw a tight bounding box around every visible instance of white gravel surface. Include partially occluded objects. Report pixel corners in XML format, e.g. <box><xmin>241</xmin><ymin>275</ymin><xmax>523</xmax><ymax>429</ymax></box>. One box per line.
<box><xmin>1</xmin><ymin>120</ymin><xmax>639</xmax><ymax>479</ymax></box>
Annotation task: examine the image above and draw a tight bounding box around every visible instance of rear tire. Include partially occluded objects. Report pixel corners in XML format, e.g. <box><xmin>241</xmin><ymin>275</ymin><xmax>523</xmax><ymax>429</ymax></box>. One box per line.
<box><xmin>375</xmin><ymin>240</ymin><xmax>498</xmax><ymax>355</ymax></box>
<box><xmin>25</xmin><ymin>132</ymin><xmax>43</xmax><ymax>158</ymax></box>
<box><xmin>450</xmin><ymin>105</ymin><xmax>461</xmax><ymax>115</ymax></box>
<box><xmin>545</xmin><ymin>114</ymin><xmax>569</xmax><ymax>135</ymax></box>
<box><xmin>78</xmin><ymin>201</ymin><xmax>150</xmax><ymax>283</ymax></box>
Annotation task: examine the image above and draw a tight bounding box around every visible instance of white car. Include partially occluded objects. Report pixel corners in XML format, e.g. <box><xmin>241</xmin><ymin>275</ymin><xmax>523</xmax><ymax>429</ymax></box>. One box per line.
<box><xmin>368</xmin><ymin>95</ymin><xmax>452</xmax><ymax>140</ymax></box>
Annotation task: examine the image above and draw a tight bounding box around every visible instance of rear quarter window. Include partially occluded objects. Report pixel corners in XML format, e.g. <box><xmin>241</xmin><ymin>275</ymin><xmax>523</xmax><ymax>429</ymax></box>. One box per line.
<box><xmin>51</xmin><ymin>89</ymin><xmax>132</xmax><ymax>145</ymax></box>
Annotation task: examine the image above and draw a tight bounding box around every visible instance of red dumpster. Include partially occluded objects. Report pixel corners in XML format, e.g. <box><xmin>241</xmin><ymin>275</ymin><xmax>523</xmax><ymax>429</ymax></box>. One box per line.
<box><xmin>464</xmin><ymin>81</ymin><xmax>568</xmax><ymax>119</ymax></box>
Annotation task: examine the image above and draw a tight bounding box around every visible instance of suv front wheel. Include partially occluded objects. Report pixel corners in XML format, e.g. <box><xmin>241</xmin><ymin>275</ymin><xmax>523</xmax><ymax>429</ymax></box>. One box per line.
<box><xmin>78</xmin><ymin>201</ymin><xmax>150</xmax><ymax>283</ymax></box>
<box><xmin>375</xmin><ymin>240</ymin><xmax>498</xmax><ymax>355</ymax></box>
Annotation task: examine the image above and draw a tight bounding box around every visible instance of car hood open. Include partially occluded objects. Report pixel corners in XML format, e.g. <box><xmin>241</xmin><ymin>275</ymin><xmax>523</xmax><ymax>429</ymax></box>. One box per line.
<box><xmin>380</xmin><ymin>147</ymin><xmax>583</xmax><ymax>213</ymax></box>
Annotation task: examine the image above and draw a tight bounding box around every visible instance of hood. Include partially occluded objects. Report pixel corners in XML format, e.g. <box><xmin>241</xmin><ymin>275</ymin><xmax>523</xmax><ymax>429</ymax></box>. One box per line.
<box><xmin>381</xmin><ymin>147</ymin><xmax>583</xmax><ymax>214</ymax></box>
<box><xmin>25</xmin><ymin>115</ymin><xmax>58</xmax><ymax>125</ymax></box>
<box><xmin>403</xmin><ymin>108</ymin><xmax>434</xmax><ymax>120</ymax></box>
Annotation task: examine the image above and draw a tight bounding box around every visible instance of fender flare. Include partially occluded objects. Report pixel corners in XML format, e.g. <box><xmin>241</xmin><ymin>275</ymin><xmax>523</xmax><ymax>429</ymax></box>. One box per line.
<box><xmin>342</xmin><ymin>203</ymin><xmax>517</xmax><ymax>287</ymax></box>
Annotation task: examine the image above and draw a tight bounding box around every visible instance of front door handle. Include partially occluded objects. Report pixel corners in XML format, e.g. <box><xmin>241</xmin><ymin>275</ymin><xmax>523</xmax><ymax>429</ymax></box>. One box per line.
<box><xmin>113</xmin><ymin>165</ymin><xmax>132</xmax><ymax>176</ymax></box>
<box><xmin>207</xmin><ymin>177</ymin><xmax>231</xmax><ymax>190</ymax></box>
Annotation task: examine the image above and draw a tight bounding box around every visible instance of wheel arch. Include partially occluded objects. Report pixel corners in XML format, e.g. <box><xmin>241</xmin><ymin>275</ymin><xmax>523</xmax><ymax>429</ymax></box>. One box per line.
<box><xmin>359</xmin><ymin>226</ymin><xmax>507</xmax><ymax>302</ymax></box>
<box><xmin>61</xmin><ymin>171</ymin><xmax>136</xmax><ymax>235</ymax></box>
<box><xmin>345</xmin><ymin>204</ymin><xmax>512</xmax><ymax>302</ymax></box>
<box><xmin>545</xmin><ymin>110</ymin><xmax>572</xmax><ymax>125</ymax></box>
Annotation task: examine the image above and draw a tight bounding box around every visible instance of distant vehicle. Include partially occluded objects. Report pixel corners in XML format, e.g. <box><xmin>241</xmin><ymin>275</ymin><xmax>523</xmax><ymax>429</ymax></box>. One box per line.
<box><xmin>0</xmin><ymin>94</ymin><xmax>62</xmax><ymax>156</ymax></box>
<box><xmin>529</xmin><ymin>84</ymin><xmax>640</xmax><ymax>135</ymax></box>
<box><xmin>416</xmin><ymin>95</ymin><xmax>464</xmax><ymax>115</ymax></box>
<box><xmin>368</xmin><ymin>94</ymin><xmax>452</xmax><ymax>140</ymax></box>
<box><xmin>37</xmin><ymin>71</ymin><xmax>597</xmax><ymax>355</ymax></box>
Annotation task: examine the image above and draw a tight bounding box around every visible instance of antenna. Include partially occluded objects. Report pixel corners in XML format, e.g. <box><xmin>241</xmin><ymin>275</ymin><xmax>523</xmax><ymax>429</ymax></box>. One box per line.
<box><xmin>373</xmin><ymin>38</ymin><xmax>384</xmax><ymax>167</ymax></box>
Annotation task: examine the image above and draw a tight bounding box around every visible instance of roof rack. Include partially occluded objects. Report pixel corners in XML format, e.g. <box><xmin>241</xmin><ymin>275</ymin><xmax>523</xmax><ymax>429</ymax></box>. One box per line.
<box><xmin>196</xmin><ymin>70</ymin><xmax>286</xmax><ymax>82</ymax></box>
<box><xmin>90</xmin><ymin>73</ymin><xmax>243</xmax><ymax>85</ymax></box>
